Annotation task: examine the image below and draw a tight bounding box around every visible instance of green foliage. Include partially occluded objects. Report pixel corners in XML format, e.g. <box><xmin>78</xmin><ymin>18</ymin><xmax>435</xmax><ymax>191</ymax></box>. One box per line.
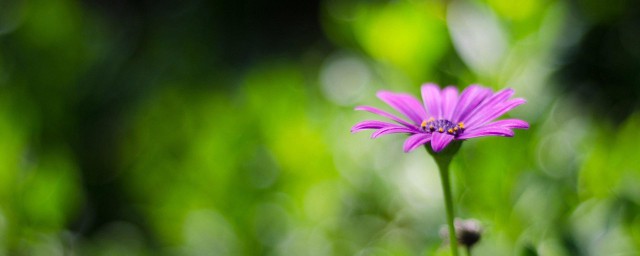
<box><xmin>0</xmin><ymin>0</ymin><xmax>639</xmax><ymax>255</ymax></box>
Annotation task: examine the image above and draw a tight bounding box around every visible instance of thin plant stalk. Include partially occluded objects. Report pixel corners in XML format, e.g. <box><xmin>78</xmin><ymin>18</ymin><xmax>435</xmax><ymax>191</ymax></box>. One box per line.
<box><xmin>435</xmin><ymin>155</ymin><xmax>458</xmax><ymax>256</ymax></box>
<box><xmin>428</xmin><ymin>141</ymin><xmax>462</xmax><ymax>256</ymax></box>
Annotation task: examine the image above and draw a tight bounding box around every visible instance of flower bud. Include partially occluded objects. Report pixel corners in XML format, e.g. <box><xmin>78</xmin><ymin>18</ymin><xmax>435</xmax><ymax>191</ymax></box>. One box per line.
<box><xmin>440</xmin><ymin>218</ymin><xmax>482</xmax><ymax>249</ymax></box>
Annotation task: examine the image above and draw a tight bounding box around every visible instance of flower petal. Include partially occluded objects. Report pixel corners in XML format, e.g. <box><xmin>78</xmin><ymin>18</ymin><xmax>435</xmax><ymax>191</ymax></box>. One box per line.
<box><xmin>421</xmin><ymin>83</ymin><xmax>442</xmax><ymax>118</ymax></box>
<box><xmin>377</xmin><ymin>91</ymin><xmax>427</xmax><ymax>124</ymax></box>
<box><xmin>452</xmin><ymin>85</ymin><xmax>492</xmax><ymax>122</ymax></box>
<box><xmin>403</xmin><ymin>133</ymin><xmax>432</xmax><ymax>152</ymax></box>
<box><xmin>441</xmin><ymin>86</ymin><xmax>459</xmax><ymax>120</ymax></box>
<box><xmin>482</xmin><ymin>88</ymin><xmax>515</xmax><ymax>106</ymax></box>
<box><xmin>355</xmin><ymin>106</ymin><xmax>415</xmax><ymax>128</ymax></box>
<box><xmin>457</xmin><ymin>118</ymin><xmax>527</xmax><ymax>139</ymax></box>
<box><xmin>371</xmin><ymin>126</ymin><xmax>416</xmax><ymax>138</ymax></box>
<box><xmin>465</xmin><ymin>98</ymin><xmax>526</xmax><ymax>127</ymax></box>
<box><xmin>456</xmin><ymin>126</ymin><xmax>514</xmax><ymax>140</ymax></box>
<box><xmin>480</xmin><ymin>119</ymin><xmax>529</xmax><ymax>130</ymax></box>
<box><xmin>430</xmin><ymin>132</ymin><xmax>455</xmax><ymax>152</ymax></box>
<box><xmin>351</xmin><ymin>120</ymin><xmax>405</xmax><ymax>133</ymax></box>
<box><xmin>460</xmin><ymin>88</ymin><xmax>515</xmax><ymax>123</ymax></box>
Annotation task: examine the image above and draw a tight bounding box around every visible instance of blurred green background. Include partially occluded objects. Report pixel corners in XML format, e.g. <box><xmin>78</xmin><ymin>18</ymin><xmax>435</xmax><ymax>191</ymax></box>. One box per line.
<box><xmin>1</xmin><ymin>0</ymin><xmax>639</xmax><ymax>255</ymax></box>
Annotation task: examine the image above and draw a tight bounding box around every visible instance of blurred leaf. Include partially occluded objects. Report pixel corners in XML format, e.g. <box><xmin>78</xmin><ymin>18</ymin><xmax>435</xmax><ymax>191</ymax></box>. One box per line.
<box><xmin>579</xmin><ymin>113</ymin><xmax>640</xmax><ymax>198</ymax></box>
<box><xmin>21</xmin><ymin>150</ymin><xmax>82</xmax><ymax>230</ymax></box>
<box><xmin>520</xmin><ymin>245</ymin><xmax>538</xmax><ymax>256</ymax></box>
<box><xmin>353</xmin><ymin>1</ymin><xmax>448</xmax><ymax>82</ymax></box>
<box><xmin>448</xmin><ymin>1</ymin><xmax>507</xmax><ymax>77</ymax></box>
<box><xmin>487</xmin><ymin>0</ymin><xmax>545</xmax><ymax>22</ymax></box>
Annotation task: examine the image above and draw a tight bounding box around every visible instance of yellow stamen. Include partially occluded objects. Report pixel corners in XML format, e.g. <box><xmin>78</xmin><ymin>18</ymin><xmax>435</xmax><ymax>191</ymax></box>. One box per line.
<box><xmin>458</xmin><ymin>122</ymin><xmax>465</xmax><ymax>129</ymax></box>
<box><xmin>427</xmin><ymin>117</ymin><xmax>435</xmax><ymax>122</ymax></box>
<box><xmin>438</xmin><ymin>127</ymin><xmax>444</xmax><ymax>133</ymax></box>
<box><xmin>429</xmin><ymin>125</ymin><xmax>434</xmax><ymax>131</ymax></box>
<box><xmin>447</xmin><ymin>129</ymin><xmax>454</xmax><ymax>134</ymax></box>
<box><xmin>421</xmin><ymin>120</ymin><xmax>427</xmax><ymax>128</ymax></box>
<box><xmin>453</xmin><ymin>127</ymin><xmax>459</xmax><ymax>131</ymax></box>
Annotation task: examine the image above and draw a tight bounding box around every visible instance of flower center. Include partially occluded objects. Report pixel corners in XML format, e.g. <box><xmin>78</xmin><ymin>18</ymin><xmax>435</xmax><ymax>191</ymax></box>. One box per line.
<box><xmin>420</xmin><ymin>118</ymin><xmax>465</xmax><ymax>135</ymax></box>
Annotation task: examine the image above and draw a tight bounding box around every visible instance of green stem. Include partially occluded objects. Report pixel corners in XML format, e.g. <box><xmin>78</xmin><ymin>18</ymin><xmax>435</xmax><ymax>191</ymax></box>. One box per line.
<box><xmin>426</xmin><ymin>141</ymin><xmax>462</xmax><ymax>256</ymax></box>
<box><xmin>435</xmin><ymin>155</ymin><xmax>459</xmax><ymax>256</ymax></box>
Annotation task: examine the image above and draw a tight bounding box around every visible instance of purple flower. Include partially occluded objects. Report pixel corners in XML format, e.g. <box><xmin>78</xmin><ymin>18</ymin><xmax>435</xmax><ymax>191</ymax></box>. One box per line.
<box><xmin>351</xmin><ymin>83</ymin><xmax>529</xmax><ymax>153</ymax></box>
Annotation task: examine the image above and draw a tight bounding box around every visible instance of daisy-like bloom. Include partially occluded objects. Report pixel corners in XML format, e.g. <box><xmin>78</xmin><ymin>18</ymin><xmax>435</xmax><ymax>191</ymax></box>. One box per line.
<box><xmin>351</xmin><ymin>83</ymin><xmax>529</xmax><ymax>153</ymax></box>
